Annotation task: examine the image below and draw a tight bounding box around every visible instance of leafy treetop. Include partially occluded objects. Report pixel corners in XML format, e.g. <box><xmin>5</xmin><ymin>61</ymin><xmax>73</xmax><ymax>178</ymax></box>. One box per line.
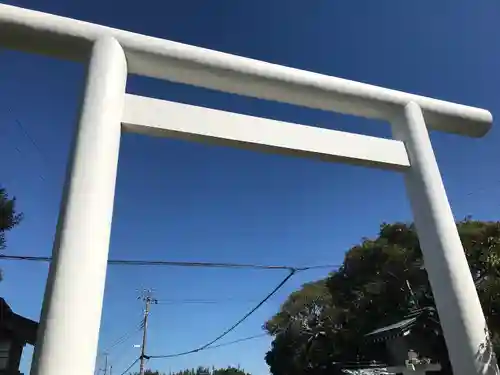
<box><xmin>0</xmin><ymin>187</ymin><xmax>23</xmax><ymax>281</ymax></box>
<box><xmin>0</xmin><ymin>187</ymin><xmax>22</xmax><ymax>250</ymax></box>
<box><xmin>264</xmin><ymin>219</ymin><xmax>500</xmax><ymax>375</ymax></box>
<box><xmin>130</xmin><ymin>366</ymin><xmax>251</xmax><ymax>375</ymax></box>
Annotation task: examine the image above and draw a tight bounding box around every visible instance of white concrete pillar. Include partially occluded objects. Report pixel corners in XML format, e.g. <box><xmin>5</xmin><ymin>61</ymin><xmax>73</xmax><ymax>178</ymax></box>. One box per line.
<box><xmin>30</xmin><ymin>37</ymin><xmax>127</xmax><ymax>375</ymax></box>
<box><xmin>392</xmin><ymin>102</ymin><xmax>498</xmax><ymax>375</ymax></box>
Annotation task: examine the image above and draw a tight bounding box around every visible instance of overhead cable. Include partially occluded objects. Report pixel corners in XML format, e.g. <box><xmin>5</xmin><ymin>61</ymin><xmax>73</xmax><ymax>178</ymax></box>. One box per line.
<box><xmin>118</xmin><ymin>357</ymin><xmax>140</xmax><ymax>375</ymax></box>
<box><xmin>149</xmin><ymin>270</ymin><xmax>296</xmax><ymax>359</ymax></box>
<box><xmin>101</xmin><ymin>319</ymin><xmax>143</xmax><ymax>354</ymax></box>
<box><xmin>0</xmin><ymin>254</ymin><xmax>338</xmax><ymax>272</ymax></box>
<box><xmin>155</xmin><ymin>298</ymin><xmax>257</xmax><ymax>305</ymax></box>
<box><xmin>199</xmin><ymin>333</ymin><xmax>268</xmax><ymax>350</ymax></box>
<box><xmin>9</xmin><ymin>114</ymin><xmax>47</xmax><ymax>182</ymax></box>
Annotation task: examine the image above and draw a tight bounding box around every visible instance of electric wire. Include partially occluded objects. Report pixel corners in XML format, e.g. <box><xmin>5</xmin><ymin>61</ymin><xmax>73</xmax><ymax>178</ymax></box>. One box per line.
<box><xmin>13</xmin><ymin>119</ymin><xmax>46</xmax><ymax>164</ymax></box>
<box><xmin>149</xmin><ymin>269</ymin><xmax>296</xmax><ymax>359</ymax></box>
<box><xmin>101</xmin><ymin>319</ymin><xmax>143</xmax><ymax>354</ymax></box>
<box><xmin>0</xmin><ymin>254</ymin><xmax>338</xmax><ymax>272</ymax></box>
<box><xmin>1</xmin><ymin>255</ymin><xmax>335</xmax><ymax>363</ymax></box>
<box><xmin>4</xmin><ymin>113</ymin><xmax>498</xmax><ymax>200</ymax></box>
<box><xmin>118</xmin><ymin>357</ymin><xmax>140</xmax><ymax>375</ymax></box>
<box><xmin>108</xmin><ymin>339</ymin><xmax>144</xmax><ymax>375</ymax></box>
<box><xmin>95</xmin><ymin>318</ymin><xmax>143</xmax><ymax>375</ymax></box>
<box><xmin>5</xmin><ymin>112</ymin><xmax>47</xmax><ymax>181</ymax></box>
<box><xmin>200</xmin><ymin>333</ymin><xmax>268</xmax><ymax>350</ymax></box>
<box><xmin>155</xmin><ymin>298</ymin><xmax>257</xmax><ymax>305</ymax></box>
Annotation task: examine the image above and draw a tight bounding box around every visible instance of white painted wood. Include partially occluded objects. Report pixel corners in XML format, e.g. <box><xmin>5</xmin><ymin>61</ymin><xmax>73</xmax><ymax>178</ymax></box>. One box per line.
<box><xmin>122</xmin><ymin>94</ymin><xmax>410</xmax><ymax>170</ymax></box>
<box><xmin>29</xmin><ymin>37</ymin><xmax>127</xmax><ymax>375</ymax></box>
<box><xmin>0</xmin><ymin>3</ymin><xmax>492</xmax><ymax>137</ymax></box>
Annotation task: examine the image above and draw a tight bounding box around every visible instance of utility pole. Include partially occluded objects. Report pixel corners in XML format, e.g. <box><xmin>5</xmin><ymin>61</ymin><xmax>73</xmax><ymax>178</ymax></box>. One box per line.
<box><xmin>103</xmin><ymin>353</ymin><xmax>108</xmax><ymax>375</ymax></box>
<box><xmin>138</xmin><ymin>289</ymin><xmax>157</xmax><ymax>375</ymax></box>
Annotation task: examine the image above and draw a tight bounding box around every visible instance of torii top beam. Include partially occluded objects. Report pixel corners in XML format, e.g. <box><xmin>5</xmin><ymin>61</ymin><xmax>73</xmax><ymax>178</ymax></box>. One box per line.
<box><xmin>0</xmin><ymin>3</ymin><xmax>492</xmax><ymax>137</ymax></box>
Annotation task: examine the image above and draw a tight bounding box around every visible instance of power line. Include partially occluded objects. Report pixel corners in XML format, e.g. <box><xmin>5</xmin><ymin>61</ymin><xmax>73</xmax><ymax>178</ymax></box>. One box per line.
<box><xmin>101</xmin><ymin>319</ymin><xmax>143</xmax><ymax>354</ymax></box>
<box><xmin>5</xmin><ymin>111</ymin><xmax>499</xmax><ymax>199</ymax></box>
<box><xmin>200</xmin><ymin>333</ymin><xmax>268</xmax><ymax>350</ymax></box>
<box><xmin>0</xmin><ymin>254</ymin><xmax>338</xmax><ymax>272</ymax></box>
<box><xmin>154</xmin><ymin>296</ymin><xmax>290</xmax><ymax>305</ymax></box>
<box><xmin>13</xmin><ymin>118</ymin><xmax>46</xmax><ymax>164</ymax></box>
<box><xmin>118</xmin><ymin>357</ymin><xmax>139</xmax><ymax>375</ymax></box>
<box><xmin>5</xmin><ymin>111</ymin><xmax>47</xmax><ymax>182</ymax></box>
<box><xmin>113</xmin><ymin>334</ymin><xmax>268</xmax><ymax>373</ymax></box>
<box><xmin>96</xmin><ymin>319</ymin><xmax>143</xmax><ymax>375</ymax></box>
<box><xmin>155</xmin><ymin>298</ymin><xmax>258</xmax><ymax>305</ymax></box>
<box><xmin>105</xmin><ymin>342</ymin><xmax>141</xmax><ymax>375</ymax></box>
<box><xmin>1</xmin><ymin>255</ymin><xmax>333</xmax><ymax>364</ymax></box>
<box><xmin>149</xmin><ymin>269</ymin><xmax>296</xmax><ymax>359</ymax></box>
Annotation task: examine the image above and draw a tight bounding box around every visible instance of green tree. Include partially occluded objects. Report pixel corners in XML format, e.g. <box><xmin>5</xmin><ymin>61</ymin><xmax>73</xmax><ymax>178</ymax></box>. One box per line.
<box><xmin>130</xmin><ymin>369</ymin><xmax>165</xmax><ymax>375</ymax></box>
<box><xmin>264</xmin><ymin>279</ymin><xmax>342</xmax><ymax>374</ymax></box>
<box><xmin>146</xmin><ymin>371</ymin><xmax>164</xmax><ymax>375</ymax></box>
<box><xmin>0</xmin><ymin>187</ymin><xmax>23</xmax><ymax>281</ymax></box>
<box><xmin>212</xmin><ymin>366</ymin><xmax>251</xmax><ymax>375</ymax></box>
<box><xmin>264</xmin><ymin>219</ymin><xmax>500</xmax><ymax>375</ymax></box>
<box><xmin>133</xmin><ymin>366</ymin><xmax>251</xmax><ymax>375</ymax></box>
<box><xmin>0</xmin><ymin>187</ymin><xmax>22</xmax><ymax>250</ymax></box>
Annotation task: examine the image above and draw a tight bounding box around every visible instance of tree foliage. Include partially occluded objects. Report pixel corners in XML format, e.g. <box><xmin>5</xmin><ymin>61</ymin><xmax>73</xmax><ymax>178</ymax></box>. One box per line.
<box><xmin>211</xmin><ymin>367</ymin><xmax>251</xmax><ymax>375</ymax></box>
<box><xmin>131</xmin><ymin>366</ymin><xmax>251</xmax><ymax>375</ymax></box>
<box><xmin>0</xmin><ymin>187</ymin><xmax>22</xmax><ymax>250</ymax></box>
<box><xmin>0</xmin><ymin>187</ymin><xmax>22</xmax><ymax>281</ymax></box>
<box><xmin>264</xmin><ymin>219</ymin><xmax>500</xmax><ymax>375</ymax></box>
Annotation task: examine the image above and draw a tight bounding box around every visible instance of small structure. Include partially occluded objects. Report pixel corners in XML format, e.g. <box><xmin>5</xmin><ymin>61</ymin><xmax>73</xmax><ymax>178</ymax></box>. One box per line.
<box><xmin>363</xmin><ymin>308</ymin><xmax>445</xmax><ymax>375</ymax></box>
<box><xmin>0</xmin><ymin>298</ymin><xmax>38</xmax><ymax>375</ymax></box>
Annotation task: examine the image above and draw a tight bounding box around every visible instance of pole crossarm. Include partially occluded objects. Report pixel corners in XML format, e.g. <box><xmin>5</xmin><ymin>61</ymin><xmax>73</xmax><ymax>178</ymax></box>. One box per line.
<box><xmin>0</xmin><ymin>3</ymin><xmax>492</xmax><ymax>138</ymax></box>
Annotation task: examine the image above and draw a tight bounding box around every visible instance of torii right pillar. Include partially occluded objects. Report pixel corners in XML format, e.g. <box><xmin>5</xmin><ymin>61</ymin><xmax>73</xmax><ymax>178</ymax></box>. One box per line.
<box><xmin>392</xmin><ymin>102</ymin><xmax>499</xmax><ymax>375</ymax></box>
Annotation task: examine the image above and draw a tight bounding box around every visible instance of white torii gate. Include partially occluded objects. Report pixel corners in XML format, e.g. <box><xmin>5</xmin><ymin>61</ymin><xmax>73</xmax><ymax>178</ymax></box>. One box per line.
<box><xmin>0</xmin><ymin>5</ymin><xmax>497</xmax><ymax>375</ymax></box>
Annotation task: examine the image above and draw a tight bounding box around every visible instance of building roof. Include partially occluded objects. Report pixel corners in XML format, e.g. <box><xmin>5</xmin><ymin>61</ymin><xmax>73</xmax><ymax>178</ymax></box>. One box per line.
<box><xmin>0</xmin><ymin>298</ymin><xmax>38</xmax><ymax>345</ymax></box>
<box><xmin>364</xmin><ymin>307</ymin><xmax>437</xmax><ymax>344</ymax></box>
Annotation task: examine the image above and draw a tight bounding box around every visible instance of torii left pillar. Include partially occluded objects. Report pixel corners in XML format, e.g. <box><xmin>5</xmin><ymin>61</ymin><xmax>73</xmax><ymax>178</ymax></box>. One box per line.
<box><xmin>30</xmin><ymin>37</ymin><xmax>127</xmax><ymax>375</ymax></box>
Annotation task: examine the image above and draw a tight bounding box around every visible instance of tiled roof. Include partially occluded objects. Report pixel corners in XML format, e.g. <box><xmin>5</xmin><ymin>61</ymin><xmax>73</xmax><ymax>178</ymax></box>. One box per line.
<box><xmin>365</xmin><ymin>317</ymin><xmax>416</xmax><ymax>343</ymax></box>
<box><xmin>364</xmin><ymin>308</ymin><xmax>437</xmax><ymax>343</ymax></box>
<box><xmin>0</xmin><ymin>298</ymin><xmax>38</xmax><ymax>345</ymax></box>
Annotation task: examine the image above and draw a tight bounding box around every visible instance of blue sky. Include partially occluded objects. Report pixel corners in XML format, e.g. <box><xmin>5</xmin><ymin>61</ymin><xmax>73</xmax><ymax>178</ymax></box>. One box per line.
<box><xmin>1</xmin><ymin>0</ymin><xmax>499</xmax><ymax>374</ymax></box>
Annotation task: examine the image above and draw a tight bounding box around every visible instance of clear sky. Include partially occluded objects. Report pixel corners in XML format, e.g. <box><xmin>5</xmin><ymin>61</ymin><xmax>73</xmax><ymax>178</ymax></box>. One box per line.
<box><xmin>1</xmin><ymin>0</ymin><xmax>499</xmax><ymax>374</ymax></box>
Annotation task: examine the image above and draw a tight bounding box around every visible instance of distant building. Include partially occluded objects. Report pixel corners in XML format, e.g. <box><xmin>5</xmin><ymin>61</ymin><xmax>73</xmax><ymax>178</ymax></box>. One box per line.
<box><xmin>363</xmin><ymin>307</ymin><xmax>445</xmax><ymax>375</ymax></box>
<box><xmin>0</xmin><ymin>298</ymin><xmax>38</xmax><ymax>375</ymax></box>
